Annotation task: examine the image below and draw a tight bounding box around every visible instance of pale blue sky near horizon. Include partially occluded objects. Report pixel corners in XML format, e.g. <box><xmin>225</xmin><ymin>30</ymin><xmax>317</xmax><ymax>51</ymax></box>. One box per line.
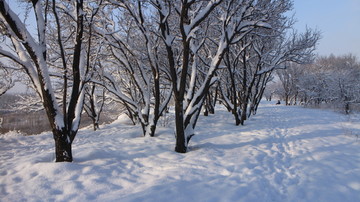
<box><xmin>292</xmin><ymin>0</ymin><xmax>360</xmax><ymax>58</ymax></box>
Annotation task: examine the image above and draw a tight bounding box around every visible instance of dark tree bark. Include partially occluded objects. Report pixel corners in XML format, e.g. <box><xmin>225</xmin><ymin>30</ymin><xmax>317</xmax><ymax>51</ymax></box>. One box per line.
<box><xmin>53</xmin><ymin>128</ymin><xmax>73</xmax><ymax>162</ymax></box>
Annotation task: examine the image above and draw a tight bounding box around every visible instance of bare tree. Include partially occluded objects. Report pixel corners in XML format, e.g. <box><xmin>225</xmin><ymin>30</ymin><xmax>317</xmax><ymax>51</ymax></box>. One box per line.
<box><xmin>151</xmin><ymin>0</ymin><xmax>300</xmax><ymax>152</ymax></box>
<box><xmin>220</xmin><ymin>21</ymin><xmax>319</xmax><ymax>125</ymax></box>
<box><xmin>84</xmin><ymin>84</ymin><xmax>106</xmax><ymax>131</ymax></box>
<box><xmin>0</xmin><ymin>0</ymin><xmax>104</xmax><ymax>162</ymax></box>
<box><xmin>93</xmin><ymin>0</ymin><xmax>173</xmax><ymax>137</ymax></box>
<box><xmin>276</xmin><ymin>62</ymin><xmax>304</xmax><ymax>105</ymax></box>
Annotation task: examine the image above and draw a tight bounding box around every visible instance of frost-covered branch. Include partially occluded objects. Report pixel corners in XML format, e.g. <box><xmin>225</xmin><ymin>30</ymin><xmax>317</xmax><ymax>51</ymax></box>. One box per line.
<box><xmin>0</xmin><ymin>64</ymin><xmax>16</xmax><ymax>96</ymax></box>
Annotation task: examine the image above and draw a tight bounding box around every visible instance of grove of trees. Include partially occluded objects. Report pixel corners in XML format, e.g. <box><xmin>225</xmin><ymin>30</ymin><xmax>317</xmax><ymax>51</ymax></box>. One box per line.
<box><xmin>274</xmin><ymin>54</ymin><xmax>360</xmax><ymax>113</ymax></box>
<box><xmin>0</xmin><ymin>0</ymin><xmax>319</xmax><ymax>162</ymax></box>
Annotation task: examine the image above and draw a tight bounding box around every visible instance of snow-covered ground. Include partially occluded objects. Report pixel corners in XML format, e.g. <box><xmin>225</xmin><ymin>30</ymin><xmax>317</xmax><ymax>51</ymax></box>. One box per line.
<box><xmin>1</xmin><ymin>102</ymin><xmax>360</xmax><ymax>202</ymax></box>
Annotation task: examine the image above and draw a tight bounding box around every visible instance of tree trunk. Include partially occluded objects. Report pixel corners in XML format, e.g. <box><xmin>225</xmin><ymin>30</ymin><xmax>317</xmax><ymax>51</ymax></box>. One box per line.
<box><xmin>233</xmin><ymin>107</ymin><xmax>241</xmax><ymax>126</ymax></box>
<box><xmin>174</xmin><ymin>100</ymin><xmax>186</xmax><ymax>153</ymax></box>
<box><xmin>203</xmin><ymin>104</ymin><xmax>209</xmax><ymax>116</ymax></box>
<box><xmin>149</xmin><ymin>124</ymin><xmax>156</xmax><ymax>137</ymax></box>
<box><xmin>53</xmin><ymin>129</ymin><xmax>73</xmax><ymax>162</ymax></box>
<box><xmin>285</xmin><ymin>94</ymin><xmax>289</xmax><ymax>105</ymax></box>
<box><xmin>209</xmin><ymin>98</ymin><xmax>216</xmax><ymax>115</ymax></box>
<box><xmin>345</xmin><ymin>102</ymin><xmax>350</xmax><ymax>114</ymax></box>
<box><xmin>146</xmin><ymin>117</ymin><xmax>157</xmax><ymax>137</ymax></box>
<box><xmin>205</xmin><ymin>87</ymin><xmax>217</xmax><ymax>115</ymax></box>
<box><xmin>240</xmin><ymin>102</ymin><xmax>248</xmax><ymax>125</ymax></box>
<box><xmin>93</xmin><ymin>120</ymin><xmax>99</xmax><ymax>131</ymax></box>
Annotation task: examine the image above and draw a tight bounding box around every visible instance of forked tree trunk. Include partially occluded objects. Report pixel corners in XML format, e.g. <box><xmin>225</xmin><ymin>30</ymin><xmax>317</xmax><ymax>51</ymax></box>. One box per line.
<box><xmin>93</xmin><ymin>120</ymin><xmax>99</xmax><ymax>131</ymax></box>
<box><xmin>53</xmin><ymin>129</ymin><xmax>73</xmax><ymax>162</ymax></box>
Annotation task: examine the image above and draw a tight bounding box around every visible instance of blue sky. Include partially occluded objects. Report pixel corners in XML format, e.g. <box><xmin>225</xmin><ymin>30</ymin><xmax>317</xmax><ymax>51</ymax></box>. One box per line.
<box><xmin>6</xmin><ymin>0</ymin><xmax>359</xmax><ymax>58</ymax></box>
<box><xmin>4</xmin><ymin>0</ymin><xmax>360</xmax><ymax>94</ymax></box>
<box><xmin>293</xmin><ymin>0</ymin><xmax>360</xmax><ymax>58</ymax></box>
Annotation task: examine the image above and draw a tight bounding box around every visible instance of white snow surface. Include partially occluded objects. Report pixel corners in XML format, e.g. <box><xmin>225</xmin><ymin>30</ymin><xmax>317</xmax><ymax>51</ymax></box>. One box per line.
<box><xmin>1</xmin><ymin>102</ymin><xmax>360</xmax><ymax>201</ymax></box>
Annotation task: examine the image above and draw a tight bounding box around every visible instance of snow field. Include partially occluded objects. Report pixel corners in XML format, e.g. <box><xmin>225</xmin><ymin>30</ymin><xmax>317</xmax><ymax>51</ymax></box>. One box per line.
<box><xmin>1</xmin><ymin>102</ymin><xmax>360</xmax><ymax>201</ymax></box>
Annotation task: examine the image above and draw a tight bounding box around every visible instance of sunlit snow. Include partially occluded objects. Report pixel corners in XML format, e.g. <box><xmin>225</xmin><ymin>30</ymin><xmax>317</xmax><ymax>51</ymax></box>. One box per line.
<box><xmin>1</xmin><ymin>101</ymin><xmax>359</xmax><ymax>201</ymax></box>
